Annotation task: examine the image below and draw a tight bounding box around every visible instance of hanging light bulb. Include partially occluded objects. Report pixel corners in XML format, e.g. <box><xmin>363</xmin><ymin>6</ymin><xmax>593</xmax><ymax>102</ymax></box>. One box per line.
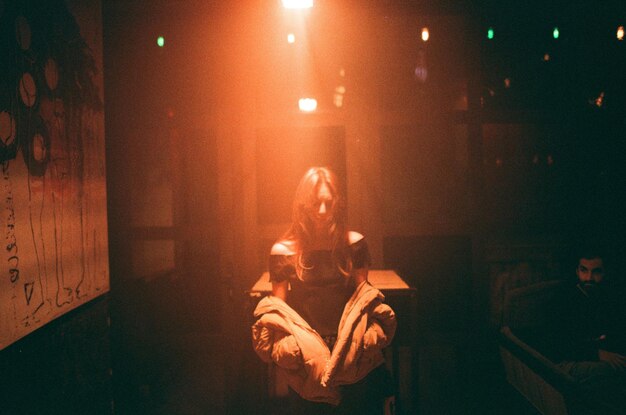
<box><xmin>617</xmin><ymin>26</ymin><xmax>625</xmax><ymax>41</ymax></box>
<box><xmin>421</xmin><ymin>27</ymin><xmax>429</xmax><ymax>42</ymax></box>
<box><xmin>298</xmin><ymin>98</ymin><xmax>317</xmax><ymax>112</ymax></box>
<box><xmin>282</xmin><ymin>0</ymin><xmax>313</xmax><ymax>9</ymax></box>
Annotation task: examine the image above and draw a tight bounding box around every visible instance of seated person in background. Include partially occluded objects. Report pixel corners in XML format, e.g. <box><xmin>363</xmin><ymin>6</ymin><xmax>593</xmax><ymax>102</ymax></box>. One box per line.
<box><xmin>555</xmin><ymin>244</ymin><xmax>626</xmax><ymax>410</ymax></box>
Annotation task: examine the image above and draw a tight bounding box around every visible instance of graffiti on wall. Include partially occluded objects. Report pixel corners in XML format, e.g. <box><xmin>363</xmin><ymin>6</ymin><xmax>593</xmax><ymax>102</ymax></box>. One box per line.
<box><xmin>0</xmin><ymin>0</ymin><xmax>109</xmax><ymax>350</ymax></box>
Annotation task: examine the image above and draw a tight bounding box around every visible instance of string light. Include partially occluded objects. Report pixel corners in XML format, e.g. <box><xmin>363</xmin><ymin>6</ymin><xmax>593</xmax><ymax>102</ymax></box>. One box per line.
<box><xmin>414</xmin><ymin>49</ymin><xmax>428</xmax><ymax>82</ymax></box>
<box><xmin>595</xmin><ymin>92</ymin><xmax>605</xmax><ymax>108</ymax></box>
<box><xmin>487</xmin><ymin>27</ymin><xmax>494</xmax><ymax>40</ymax></box>
<box><xmin>333</xmin><ymin>86</ymin><xmax>345</xmax><ymax>108</ymax></box>
<box><xmin>421</xmin><ymin>27</ymin><xmax>429</xmax><ymax>42</ymax></box>
<box><xmin>617</xmin><ymin>26</ymin><xmax>625</xmax><ymax>41</ymax></box>
<box><xmin>157</xmin><ymin>36</ymin><xmax>165</xmax><ymax>47</ymax></box>
<box><xmin>552</xmin><ymin>27</ymin><xmax>559</xmax><ymax>39</ymax></box>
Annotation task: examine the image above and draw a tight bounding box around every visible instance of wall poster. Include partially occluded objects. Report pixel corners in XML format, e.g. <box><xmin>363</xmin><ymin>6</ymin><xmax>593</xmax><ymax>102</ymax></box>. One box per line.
<box><xmin>0</xmin><ymin>0</ymin><xmax>109</xmax><ymax>350</ymax></box>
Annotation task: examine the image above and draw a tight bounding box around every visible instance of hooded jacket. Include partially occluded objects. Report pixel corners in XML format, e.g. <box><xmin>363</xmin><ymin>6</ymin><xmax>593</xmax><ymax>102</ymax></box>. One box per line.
<box><xmin>251</xmin><ymin>281</ymin><xmax>396</xmax><ymax>405</ymax></box>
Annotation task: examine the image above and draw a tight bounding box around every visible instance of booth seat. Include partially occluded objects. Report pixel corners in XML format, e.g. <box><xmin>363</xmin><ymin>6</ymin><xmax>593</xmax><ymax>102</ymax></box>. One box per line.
<box><xmin>498</xmin><ymin>280</ymin><xmax>621</xmax><ymax>415</ymax></box>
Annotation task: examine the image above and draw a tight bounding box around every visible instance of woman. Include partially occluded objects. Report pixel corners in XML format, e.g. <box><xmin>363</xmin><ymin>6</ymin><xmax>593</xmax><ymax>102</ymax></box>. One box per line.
<box><xmin>256</xmin><ymin>166</ymin><xmax>395</xmax><ymax>415</ymax></box>
<box><xmin>270</xmin><ymin>166</ymin><xmax>368</xmax><ymax>343</ymax></box>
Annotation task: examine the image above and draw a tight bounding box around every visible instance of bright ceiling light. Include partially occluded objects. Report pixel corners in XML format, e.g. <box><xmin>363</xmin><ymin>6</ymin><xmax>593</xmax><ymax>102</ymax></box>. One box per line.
<box><xmin>282</xmin><ymin>0</ymin><xmax>313</xmax><ymax>9</ymax></box>
<box><xmin>298</xmin><ymin>98</ymin><xmax>317</xmax><ymax>112</ymax></box>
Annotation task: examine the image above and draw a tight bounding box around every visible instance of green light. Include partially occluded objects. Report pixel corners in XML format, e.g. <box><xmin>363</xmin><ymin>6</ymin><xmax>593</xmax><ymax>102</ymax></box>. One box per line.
<box><xmin>157</xmin><ymin>36</ymin><xmax>165</xmax><ymax>47</ymax></box>
<box><xmin>487</xmin><ymin>27</ymin><xmax>494</xmax><ymax>40</ymax></box>
<box><xmin>552</xmin><ymin>27</ymin><xmax>559</xmax><ymax>39</ymax></box>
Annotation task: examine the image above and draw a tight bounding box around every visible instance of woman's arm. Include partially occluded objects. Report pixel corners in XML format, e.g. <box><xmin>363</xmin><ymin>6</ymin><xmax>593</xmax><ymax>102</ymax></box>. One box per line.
<box><xmin>270</xmin><ymin>240</ymin><xmax>294</xmax><ymax>301</ymax></box>
<box><xmin>348</xmin><ymin>231</ymin><xmax>369</xmax><ymax>286</ymax></box>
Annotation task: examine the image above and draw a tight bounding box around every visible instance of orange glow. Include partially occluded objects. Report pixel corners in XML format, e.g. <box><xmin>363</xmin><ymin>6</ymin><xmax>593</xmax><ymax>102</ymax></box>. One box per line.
<box><xmin>287</xmin><ymin>33</ymin><xmax>295</xmax><ymax>43</ymax></box>
<box><xmin>282</xmin><ymin>0</ymin><xmax>313</xmax><ymax>9</ymax></box>
<box><xmin>421</xmin><ymin>27</ymin><xmax>429</xmax><ymax>42</ymax></box>
<box><xmin>44</xmin><ymin>58</ymin><xmax>59</xmax><ymax>90</ymax></box>
<box><xmin>333</xmin><ymin>86</ymin><xmax>345</xmax><ymax>108</ymax></box>
<box><xmin>618</xmin><ymin>26</ymin><xmax>625</xmax><ymax>41</ymax></box>
<box><xmin>33</xmin><ymin>134</ymin><xmax>47</xmax><ymax>162</ymax></box>
<box><xmin>19</xmin><ymin>72</ymin><xmax>37</xmax><ymax>107</ymax></box>
<box><xmin>298</xmin><ymin>98</ymin><xmax>317</xmax><ymax>112</ymax></box>
<box><xmin>0</xmin><ymin>111</ymin><xmax>16</xmax><ymax>146</ymax></box>
<box><xmin>543</xmin><ymin>53</ymin><xmax>550</xmax><ymax>62</ymax></box>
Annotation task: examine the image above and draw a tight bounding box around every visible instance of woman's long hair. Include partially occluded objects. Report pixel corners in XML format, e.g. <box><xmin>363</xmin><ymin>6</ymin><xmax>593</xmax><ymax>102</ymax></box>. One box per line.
<box><xmin>283</xmin><ymin>167</ymin><xmax>352</xmax><ymax>279</ymax></box>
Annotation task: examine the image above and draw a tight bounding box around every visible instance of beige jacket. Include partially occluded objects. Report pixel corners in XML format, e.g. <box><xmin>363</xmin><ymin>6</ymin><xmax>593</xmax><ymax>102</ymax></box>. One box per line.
<box><xmin>322</xmin><ymin>281</ymin><xmax>397</xmax><ymax>387</ymax></box>
<box><xmin>252</xmin><ymin>295</ymin><xmax>339</xmax><ymax>404</ymax></box>
<box><xmin>251</xmin><ymin>281</ymin><xmax>396</xmax><ymax>405</ymax></box>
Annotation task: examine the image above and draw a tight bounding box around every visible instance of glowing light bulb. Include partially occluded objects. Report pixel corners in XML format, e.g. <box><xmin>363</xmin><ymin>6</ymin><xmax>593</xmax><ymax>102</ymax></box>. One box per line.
<box><xmin>487</xmin><ymin>27</ymin><xmax>494</xmax><ymax>40</ymax></box>
<box><xmin>298</xmin><ymin>98</ymin><xmax>317</xmax><ymax>112</ymax></box>
<box><xmin>282</xmin><ymin>0</ymin><xmax>313</xmax><ymax>9</ymax></box>
<box><xmin>552</xmin><ymin>27</ymin><xmax>559</xmax><ymax>39</ymax></box>
<box><xmin>157</xmin><ymin>36</ymin><xmax>165</xmax><ymax>47</ymax></box>
<box><xmin>617</xmin><ymin>26</ymin><xmax>624</xmax><ymax>41</ymax></box>
<box><xmin>287</xmin><ymin>33</ymin><xmax>295</xmax><ymax>43</ymax></box>
<box><xmin>421</xmin><ymin>27</ymin><xmax>429</xmax><ymax>42</ymax></box>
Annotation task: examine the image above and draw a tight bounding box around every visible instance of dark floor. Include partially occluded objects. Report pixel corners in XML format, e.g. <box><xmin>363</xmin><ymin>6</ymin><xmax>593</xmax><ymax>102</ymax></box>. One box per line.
<box><xmin>111</xmin><ymin>328</ymin><xmax>540</xmax><ymax>415</ymax></box>
<box><xmin>108</xmin><ymin>278</ymin><xmax>540</xmax><ymax>415</ymax></box>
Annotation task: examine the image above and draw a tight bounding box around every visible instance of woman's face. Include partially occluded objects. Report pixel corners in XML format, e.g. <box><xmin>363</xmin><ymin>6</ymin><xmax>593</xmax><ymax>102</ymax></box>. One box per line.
<box><xmin>306</xmin><ymin>182</ymin><xmax>334</xmax><ymax>227</ymax></box>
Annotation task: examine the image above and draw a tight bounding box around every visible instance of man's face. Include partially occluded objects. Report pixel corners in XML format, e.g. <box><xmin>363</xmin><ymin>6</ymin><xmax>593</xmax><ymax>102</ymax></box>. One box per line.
<box><xmin>576</xmin><ymin>257</ymin><xmax>605</xmax><ymax>286</ymax></box>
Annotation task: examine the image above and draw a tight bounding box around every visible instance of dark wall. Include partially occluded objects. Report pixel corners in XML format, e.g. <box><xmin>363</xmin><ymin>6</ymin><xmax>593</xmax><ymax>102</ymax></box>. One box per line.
<box><xmin>0</xmin><ymin>296</ymin><xmax>112</xmax><ymax>414</ymax></box>
<box><xmin>103</xmin><ymin>1</ymin><xmax>227</xmax><ymax>413</ymax></box>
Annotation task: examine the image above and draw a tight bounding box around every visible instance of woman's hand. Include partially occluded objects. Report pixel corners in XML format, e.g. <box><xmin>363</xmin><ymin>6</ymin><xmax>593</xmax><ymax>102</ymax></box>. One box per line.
<box><xmin>598</xmin><ymin>349</ymin><xmax>626</xmax><ymax>371</ymax></box>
